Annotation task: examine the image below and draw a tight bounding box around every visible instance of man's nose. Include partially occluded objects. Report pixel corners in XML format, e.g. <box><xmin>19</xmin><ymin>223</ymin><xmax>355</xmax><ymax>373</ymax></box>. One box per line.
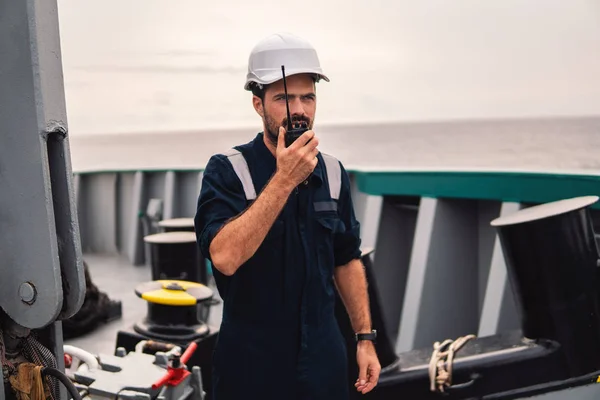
<box><xmin>288</xmin><ymin>97</ymin><xmax>305</xmax><ymax>116</ymax></box>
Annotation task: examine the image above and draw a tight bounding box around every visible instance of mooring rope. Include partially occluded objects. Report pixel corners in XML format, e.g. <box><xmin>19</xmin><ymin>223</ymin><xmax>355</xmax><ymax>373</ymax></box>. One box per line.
<box><xmin>428</xmin><ymin>334</ymin><xmax>476</xmax><ymax>393</ymax></box>
<box><xmin>8</xmin><ymin>363</ymin><xmax>50</xmax><ymax>400</ymax></box>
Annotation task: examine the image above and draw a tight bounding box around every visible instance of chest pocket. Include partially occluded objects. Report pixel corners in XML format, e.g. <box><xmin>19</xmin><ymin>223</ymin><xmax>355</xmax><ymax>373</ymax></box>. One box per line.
<box><xmin>314</xmin><ymin>200</ymin><xmax>343</xmax><ymax>243</ymax></box>
<box><xmin>315</xmin><ymin>210</ymin><xmax>346</xmax><ymax>271</ymax></box>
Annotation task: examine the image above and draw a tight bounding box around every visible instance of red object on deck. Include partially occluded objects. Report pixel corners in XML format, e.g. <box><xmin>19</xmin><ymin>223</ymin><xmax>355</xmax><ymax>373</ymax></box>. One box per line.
<box><xmin>180</xmin><ymin>342</ymin><xmax>197</xmax><ymax>364</ymax></box>
<box><xmin>64</xmin><ymin>354</ymin><xmax>72</xmax><ymax>368</ymax></box>
<box><xmin>151</xmin><ymin>342</ymin><xmax>198</xmax><ymax>390</ymax></box>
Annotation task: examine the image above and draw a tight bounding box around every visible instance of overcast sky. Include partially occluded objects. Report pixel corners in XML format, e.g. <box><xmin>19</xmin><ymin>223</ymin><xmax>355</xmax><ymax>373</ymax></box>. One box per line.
<box><xmin>56</xmin><ymin>0</ymin><xmax>600</xmax><ymax>134</ymax></box>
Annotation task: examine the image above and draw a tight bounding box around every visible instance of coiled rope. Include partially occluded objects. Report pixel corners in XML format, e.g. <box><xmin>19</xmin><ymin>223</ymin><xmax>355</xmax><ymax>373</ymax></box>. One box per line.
<box><xmin>428</xmin><ymin>334</ymin><xmax>476</xmax><ymax>393</ymax></box>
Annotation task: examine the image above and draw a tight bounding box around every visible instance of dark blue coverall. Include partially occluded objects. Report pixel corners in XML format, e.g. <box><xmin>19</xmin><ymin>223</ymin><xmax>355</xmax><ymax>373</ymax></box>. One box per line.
<box><xmin>194</xmin><ymin>132</ymin><xmax>362</xmax><ymax>399</ymax></box>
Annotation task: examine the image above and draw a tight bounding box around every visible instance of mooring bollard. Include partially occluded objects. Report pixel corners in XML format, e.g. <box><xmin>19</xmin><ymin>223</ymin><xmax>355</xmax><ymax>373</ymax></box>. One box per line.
<box><xmin>143</xmin><ymin>231</ymin><xmax>206</xmax><ymax>284</ymax></box>
<box><xmin>158</xmin><ymin>217</ymin><xmax>195</xmax><ymax>233</ymax></box>
<box><xmin>491</xmin><ymin>195</ymin><xmax>600</xmax><ymax>377</ymax></box>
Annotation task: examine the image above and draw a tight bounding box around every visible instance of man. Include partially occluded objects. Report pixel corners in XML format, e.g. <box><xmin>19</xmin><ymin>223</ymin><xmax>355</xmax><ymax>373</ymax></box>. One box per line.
<box><xmin>194</xmin><ymin>32</ymin><xmax>380</xmax><ymax>399</ymax></box>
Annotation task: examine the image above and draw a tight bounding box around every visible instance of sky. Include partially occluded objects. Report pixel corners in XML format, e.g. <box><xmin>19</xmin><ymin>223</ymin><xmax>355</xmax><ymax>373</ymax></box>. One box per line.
<box><xmin>55</xmin><ymin>0</ymin><xmax>600</xmax><ymax>135</ymax></box>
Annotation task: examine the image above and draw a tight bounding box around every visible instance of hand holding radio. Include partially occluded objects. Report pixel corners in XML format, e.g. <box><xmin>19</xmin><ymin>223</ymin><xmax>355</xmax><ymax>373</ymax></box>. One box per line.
<box><xmin>271</xmin><ymin>65</ymin><xmax>319</xmax><ymax>190</ymax></box>
<box><xmin>284</xmin><ymin>120</ymin><xmax>309</xmax><ymax>148</ymax></box>
<box><xmin>275</xmin><ymin>126</ymin><xmax>319</xmax><ymax>190</ymax></box>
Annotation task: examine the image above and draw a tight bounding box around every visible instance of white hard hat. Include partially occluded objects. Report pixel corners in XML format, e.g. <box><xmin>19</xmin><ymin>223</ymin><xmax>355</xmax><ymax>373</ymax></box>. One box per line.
<box><xmin>244</xmin><ymin>32</ymin><xmax>330</xmax><ymax>91</ymax></box>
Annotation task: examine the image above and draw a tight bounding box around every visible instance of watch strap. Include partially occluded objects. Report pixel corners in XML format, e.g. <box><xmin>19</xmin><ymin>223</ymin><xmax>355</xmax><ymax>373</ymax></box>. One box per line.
<box><xmin>355</xmin><ymin>329</ymin><xmax>377</xmax><ymax>343</ymax></box>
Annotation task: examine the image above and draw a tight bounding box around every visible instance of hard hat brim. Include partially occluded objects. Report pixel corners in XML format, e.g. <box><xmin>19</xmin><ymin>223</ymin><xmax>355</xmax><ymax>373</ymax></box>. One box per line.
<box><xmin>244</xmin><ymin>69</ymin><xmax>329</xmax><ymax>91</ymax></box>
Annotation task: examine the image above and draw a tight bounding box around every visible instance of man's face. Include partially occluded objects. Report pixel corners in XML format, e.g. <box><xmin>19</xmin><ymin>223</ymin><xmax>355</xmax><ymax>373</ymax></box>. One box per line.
<box><xmin>254</xmin><ymin>73</ymin><xmax>317</xmax><ymax>146</ymax></box>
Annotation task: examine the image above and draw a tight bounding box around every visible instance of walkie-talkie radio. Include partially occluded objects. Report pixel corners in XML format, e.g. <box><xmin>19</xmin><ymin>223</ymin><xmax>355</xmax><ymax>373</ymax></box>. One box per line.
<box><xmin>281</xmin><ymin>65</ymin><xmax>308</xmax><ymax>147</ymax></box>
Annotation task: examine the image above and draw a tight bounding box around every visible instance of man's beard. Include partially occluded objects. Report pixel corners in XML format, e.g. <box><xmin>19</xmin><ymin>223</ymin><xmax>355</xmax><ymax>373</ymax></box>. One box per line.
<box><xmin>264</xmin><ymin>111</ymin><xmax>313</xmax><ymax>147</ymax></box>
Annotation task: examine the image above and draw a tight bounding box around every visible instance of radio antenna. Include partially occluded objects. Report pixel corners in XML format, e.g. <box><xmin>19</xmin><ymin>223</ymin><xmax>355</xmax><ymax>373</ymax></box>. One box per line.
<box><xmin>281</xmin><ymin>65</ymin><xmax>293</xmax><ymax>131</ymax></box>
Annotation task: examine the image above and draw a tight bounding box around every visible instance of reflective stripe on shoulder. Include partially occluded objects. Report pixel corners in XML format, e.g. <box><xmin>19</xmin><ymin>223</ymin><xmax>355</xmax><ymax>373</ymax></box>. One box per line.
<box><xmin>222</xmin><ymin>148</ymin><xmax>256</xmax><ymax>201</ymax></box>
<box><xmin>321</xmin><ymin>153</ymin><xmax>341</xmax><ymax>200</ymax></box>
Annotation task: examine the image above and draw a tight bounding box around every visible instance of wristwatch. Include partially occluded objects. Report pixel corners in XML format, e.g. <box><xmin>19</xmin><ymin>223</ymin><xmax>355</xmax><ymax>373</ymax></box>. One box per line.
<box><xmin>355</xmin><ymin>329</ymin><xmax>377</xmax><ymax>343</ymax></box>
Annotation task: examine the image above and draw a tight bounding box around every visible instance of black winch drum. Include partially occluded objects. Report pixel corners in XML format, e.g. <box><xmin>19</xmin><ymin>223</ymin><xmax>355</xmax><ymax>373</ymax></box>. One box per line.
<box><xmin>491</xmin><ymin>195</ymin><xmax>600</xmax><ymax>377</ymax></box>
<box><xmin>158</xmin><ymin>217</ymin><xmax>195</xmax><ymax>233</ymax></box>
<box><xmin>133</xmin><ymin>280</ymin><xmax>213</xmax><ymax>342</ymax></box>
<box><xmin>143</xmin><ymin>231</ymin><xmax>204</xmax><ymax>283</ymax></box>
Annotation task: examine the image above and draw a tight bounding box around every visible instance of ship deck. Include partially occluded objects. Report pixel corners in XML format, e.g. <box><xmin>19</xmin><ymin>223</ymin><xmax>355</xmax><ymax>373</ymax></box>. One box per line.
<box><xmin>64</xmin><ymin>252</ymin><xmax>223</xmax><ymax>356</ymax></box>
<box><xmin>59</xmin><ymin>252</ymin><xmax>600</xmax><ymax>400</ymax></box>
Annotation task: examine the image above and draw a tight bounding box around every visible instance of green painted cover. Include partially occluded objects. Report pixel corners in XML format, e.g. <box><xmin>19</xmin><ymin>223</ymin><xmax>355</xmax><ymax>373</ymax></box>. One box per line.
<box><xmin>351</xmin><ymin>170</ymin><xmax>600</xmax><ymax>208</ymax></box>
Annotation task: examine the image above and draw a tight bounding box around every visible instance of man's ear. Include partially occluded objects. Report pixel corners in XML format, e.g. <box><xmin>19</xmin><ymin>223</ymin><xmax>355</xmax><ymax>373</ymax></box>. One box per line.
<box><xmin>252</xmin><ymin>96</ymin><xmax>264</xmax><ymax>118</ymax></box>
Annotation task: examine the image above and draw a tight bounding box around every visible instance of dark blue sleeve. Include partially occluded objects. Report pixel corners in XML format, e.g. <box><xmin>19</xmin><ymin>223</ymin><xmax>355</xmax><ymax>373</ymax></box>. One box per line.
<box><xmin>194</xmin><ymin>154</ymin><xmax>248</xmax><ymax>262</ymax></box>
<box><xmin>334</xmin><ymin>161</ymin><xmax>362</xmax><ymax>266</ymax></box>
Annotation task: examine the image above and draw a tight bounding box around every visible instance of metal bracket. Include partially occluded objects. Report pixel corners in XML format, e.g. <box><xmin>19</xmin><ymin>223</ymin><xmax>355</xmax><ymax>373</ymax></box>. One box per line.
<box><xmin>0</xmin><ymin>0</ymin><xmax>85</xmax><ymax>329</ymax></box>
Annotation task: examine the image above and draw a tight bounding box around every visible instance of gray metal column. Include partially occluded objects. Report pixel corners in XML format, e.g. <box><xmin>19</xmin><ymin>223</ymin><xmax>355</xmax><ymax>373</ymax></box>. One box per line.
<box><xmin>396</xmin><ymin>197</ymin><xmax>484</xmax><ymax>353</ymax></box>
<box><xmin>370</xmin><ymin>196</ymin><xmax>418</xmax><ymax>343</ymax></box>
<box><xmin>197</xmin><ymin>172</ymin><xmax>205</xmax><ymax>201</ymax></box>
<box><xmin>77</xmin><ymin>173</ymin><xmax>119</xmax><ymax>253</ymax></box>
<box><xmin>478</xmin><ymin>202</ymin><xmax>522</xmax><ymax>336</ymax></box>
<box><xmin>350</xmin><ymin>176</ymin><xmax>383</xmax><ymax>251</ymax></box>
<box><xmin>0</xmin><ymin>0</ymin><xmax>85</xmax><ymax>326</ymax></box>
<box><xmin>127</xmin><ymin>171</ymin><xmax>146</xmax><ymax>265</ymax></box>
<box><xmin>1</xmin><ymin>0</ymin><xmax>85</xmax><ymax>398</ymax></box>
<box><xmin>163</xmin><ymin>171</ymin><xmax>177</xmax><ymax>220</ymax></box>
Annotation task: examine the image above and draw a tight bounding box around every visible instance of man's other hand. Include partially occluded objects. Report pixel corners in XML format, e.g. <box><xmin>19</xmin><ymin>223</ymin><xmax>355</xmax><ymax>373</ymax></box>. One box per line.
<box><xmin>355</xmin><ymin>340</ymin><xmax>381</xmax><ymax>394</ymax></box>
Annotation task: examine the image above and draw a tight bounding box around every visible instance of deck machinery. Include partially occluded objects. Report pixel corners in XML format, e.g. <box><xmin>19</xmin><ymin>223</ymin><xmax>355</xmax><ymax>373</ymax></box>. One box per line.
<box><xmin>3</xmin><ymin>1</ymin><xmax>600</xmax><ymax>399</ymax></box>
<box><xmin>0</xmin><ymin>0</ymin><xmax>205</xmax><ymax>398</ymax></box>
